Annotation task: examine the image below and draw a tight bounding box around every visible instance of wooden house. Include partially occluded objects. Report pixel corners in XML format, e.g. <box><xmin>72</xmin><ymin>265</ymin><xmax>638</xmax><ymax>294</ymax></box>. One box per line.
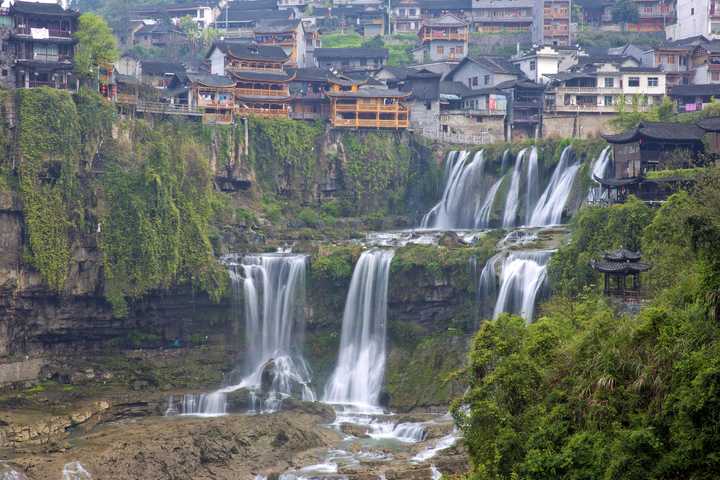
<box><xmin>327</xmin><ymin>82</ymin><xmax>410</xmax><ymax>129</ymax></box>
<box><xmin>188</xmin><ymin>73</ymin><xmax>236</xmax><ymax>125</ymax></box>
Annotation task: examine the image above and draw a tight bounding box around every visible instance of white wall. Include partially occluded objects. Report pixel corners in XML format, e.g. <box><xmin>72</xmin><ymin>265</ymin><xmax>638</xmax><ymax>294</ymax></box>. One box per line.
<box><xmin>210</xmin><ymin>48</ymin><xmax>226</xmax><ymax>76</ymax></box>
<box><xmin>672</xmin><ymin>0</ymin><xmax>711</xmax><ymax>40</ymax></box>
<box><xmin>621</xmin><ymin>72</ymin><xmax>666</xmax><ymax>96</ymax></box>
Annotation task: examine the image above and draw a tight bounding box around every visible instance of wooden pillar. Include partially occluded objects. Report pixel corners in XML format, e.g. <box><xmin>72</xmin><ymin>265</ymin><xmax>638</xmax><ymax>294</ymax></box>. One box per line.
<box><xmin>604</xmin><ymin>273</ymin><xmax>609</xmax><ymax>294</ymax></box>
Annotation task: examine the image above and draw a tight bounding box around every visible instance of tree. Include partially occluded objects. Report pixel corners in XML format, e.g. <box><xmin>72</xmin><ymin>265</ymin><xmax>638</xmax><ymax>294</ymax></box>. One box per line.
<box><xmin>74</xmin><ymin>12</ymin><xmax>119</xmax><ymax>79</ymax></box>
<box><xmin>611</xmin><ymin>0</ymin><xmax>640</xmax><ymax>30</ymax></box>
<box><xmin>361</xmin><ymin>35</ymin><xmax>385</xmax><ymax>49</ymax></box>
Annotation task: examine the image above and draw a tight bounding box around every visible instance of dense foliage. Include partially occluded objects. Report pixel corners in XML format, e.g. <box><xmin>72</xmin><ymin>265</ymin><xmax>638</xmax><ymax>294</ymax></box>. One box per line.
<box><xmin>74</xmin><ymin>12</ymin><xmax>119</xmax><ymax>78</ymax></box>
<box><xmin>456</xmin><ymin>168</ymin><xmax>720</xmax><ymax>479</ymax></box>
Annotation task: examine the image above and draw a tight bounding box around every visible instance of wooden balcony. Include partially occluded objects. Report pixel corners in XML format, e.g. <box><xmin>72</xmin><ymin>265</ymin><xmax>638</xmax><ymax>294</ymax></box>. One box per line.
<box><xmin>117</xmin><ymin>93</ymin><xmax>138</xmax><ymax>105</ymax></box>
<box><xmin>237</xmin><ymin>105</ymin><xmax>289</xmax><ymax>118</ymax></box>
<box><xmin>236</xmin><ymin>87</ymin><xmax>289</xmax><ymax>98</ymax></box>
<box><xmin>420</xmin><ymin>31</ymin><xmax>468</xmax><ymax>42</ymax></box>
<box><xmin>334</xmin><ymin>103</ymin><xmax>407</xmax><ymax>113</ymax></box>
<box><xmin>137</xmin><ymin>101</ymin><xmax>202</xmax><ymax>116</ymax></box>
<box><xmin>14</xmin><ymin>26</ymin><xmax>74</xmax><ymax>38</ymax></box>
<box><xmin>332</xmin><ymin>117</ymin><xmax>409</xmax><ymax>128</ymax></box>
<box><xmin>197</xmin><ymin>98</ymin><xmax>234</xmax><ymax>109</ymax></box>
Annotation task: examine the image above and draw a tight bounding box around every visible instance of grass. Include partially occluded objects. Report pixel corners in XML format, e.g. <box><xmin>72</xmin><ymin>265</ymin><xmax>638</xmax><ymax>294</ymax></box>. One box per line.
<box><xmin>646</xmin><ymin>168</ymin><xmax>704</xmax><ymax>180</ymax></box>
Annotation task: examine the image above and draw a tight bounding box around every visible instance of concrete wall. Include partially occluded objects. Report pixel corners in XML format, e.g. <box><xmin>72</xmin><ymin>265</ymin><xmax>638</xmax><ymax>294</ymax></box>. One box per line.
<box><xmin>440</xmin><ymin>112</ymin><xmax>505</xmax><ymax>143</ymax></box>
<box><xmin>0</xmin><ymin>358</ymin><xmax>43</xmax><ymax>385</ymax></box>
<box><xmin>543</xmin><ymin>112</ymin><xmax>619</xmax><ymax>139</ymax></box>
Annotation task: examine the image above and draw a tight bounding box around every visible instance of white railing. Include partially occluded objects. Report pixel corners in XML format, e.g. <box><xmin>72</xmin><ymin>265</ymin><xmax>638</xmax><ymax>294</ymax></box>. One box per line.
<box><xmin>419</xmin><ymin>128</ymin><xmax>495</xmax><ymax>145</ymax></box>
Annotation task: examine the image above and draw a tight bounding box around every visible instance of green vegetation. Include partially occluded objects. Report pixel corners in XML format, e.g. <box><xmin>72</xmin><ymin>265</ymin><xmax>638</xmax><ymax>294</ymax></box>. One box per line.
<box><xmin>99</xmin><ymin>120</ymin><xmax>228</xmax><ymax>316</ymax></box>
<box><xmin>16</xmin><ymin>88</ymin><xmax>81</xmax><ymax>291</ymax></box>
<box><xmin>456</xmin><ymin>167</ymin><xmax>720</xmax><ymax>479</ymax></box>
<box><xmin>74</xmin><ymin>12</ymin><xmax>119</xmax><ymax>79</ymax></box>
<box><xmin>311</xmin><ymin>245</ymin><xmax>362</xmax><ymax>284</ymax></box>
<box><xmin>320</xmin><ymin>33</ymin><xmax>364</xmax><ymax>48</ymax></box>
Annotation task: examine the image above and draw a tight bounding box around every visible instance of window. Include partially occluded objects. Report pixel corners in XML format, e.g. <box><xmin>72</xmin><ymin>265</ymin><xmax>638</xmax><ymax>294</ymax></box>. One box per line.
<box><xmin>529</xmin><ymin>60</ymin><xmax>536</xmax><ymax>71</ymax></box>
<box><xmin>484</xmin><ymin>74</ymin><xmax>490</xmax><ymax>85</ymax></box>
<box><xmin>668</xmin><ymin>55</ymin><xmax>676</xmax><ymax>64</ymax></box>
<box><xmin>648</xmin><ymin>77</ymin><xmax>659</xmax><ymax>87</ymax></box>
<box><xmin>472</xmin><ymin>76</ymin><xmax>478</xmax><ymax>86</ymax></box>
<box><xmin>712</xmin><ymin>71</ymin><xmax>720</xmax><ymax>81</ymax></box>
<box><xmin>604</xmin><ymin>77</ymin><xmax>614</xmax><ymax>88</ymax></box>
<box><xmin>691</xmin><ymin>7</ymin><xmax>695</xmax><ymax>15</ymax></box>
<box><xmin>628</xmin><ymin>76</ymin><xmax>640</xmax><ymax>87</ymax></box>
<box><xmin>680</xmin><ymin>56</ymin><xmax>688</xmax><ymax>66</ymax></box>
<box><xmin>437</xmin><ymin>46</ymin><xmax>444</xmax><ymax>54</ymax></box>
<box><xmin>468</xmin><ymin>78</ymin><xmax>472</xmax><ymax>87</ymax></box>
<box><xmin>604</xmin><ymin>95</ymin><xmax>614</xmax><ymax>106</ymax></box>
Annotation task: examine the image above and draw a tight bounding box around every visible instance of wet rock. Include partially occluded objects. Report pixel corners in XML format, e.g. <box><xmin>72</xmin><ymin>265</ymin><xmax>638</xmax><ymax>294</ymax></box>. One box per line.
<box><xmin>339</xmin><ymin>423</ymin><xmax>369</xmax><ymax>438</ymax></box>
<box><xmin>260</xmin><ymin>359</ymin><xmax>277</xmax><ymax>394</ymax></box>
<box><xmin>280</xmin><ymin>398</ymin><xmax>335</xmax><ymax>422</ymax></box>
<box><xmin>271</xmin><ymin>430</ymin><xmax>289</xmax><ymax>447</ymax></box>
<box><xmin>225</xmin><ymin>388</ymin><xmax>258</xmax><ymax>413</ymax></box>
<box><xmin>438</xmin><ymin>231</ymin><xmax>462</xmax><ymax>248</ymax></box>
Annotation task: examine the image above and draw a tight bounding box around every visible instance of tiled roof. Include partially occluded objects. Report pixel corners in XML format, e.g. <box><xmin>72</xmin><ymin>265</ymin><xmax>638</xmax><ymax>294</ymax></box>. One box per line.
<box><xmin>11</xmin><ymin>1</ymin><xmax>79</xmax><ymax>16</ymax></box>
<box><xmin>141</xmin><ymin>61</ymin><xmax>186</xmax><ymax>76</ymax></box>
<box><xmin>603</xmin><ymin>121</ymin><xmax>706</xmax><ymax>143</ymax></box>
<box><xmin>225</xmin><ymin>43</ymin><xmax>289</xmax><ymax>62</ymax></box>
<box><xmin>229</xmin><ymin>70</ymin><xmax>294</xmax><ymax>82</ymax></box>
<box><xmin>670</xmin><ymin>83</ymin><xmax>720</xmax><ymax>97</ymax></box>
<box><xmin>187</xmin><ymin>73</ymin><xmax>235</xmax><ymax>88</ymax></box>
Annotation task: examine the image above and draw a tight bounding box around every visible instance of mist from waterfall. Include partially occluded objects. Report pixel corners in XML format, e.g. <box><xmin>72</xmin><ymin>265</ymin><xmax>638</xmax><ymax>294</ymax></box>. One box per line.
<box><xmin>493</xmin><ymin>251</ymin><xmax>553</xmax><ymax>322</ymax></box>
<box><xmin>324</xmin><ymin>249</ymin><xmax>395</xmax><ymax>409</ymax></box>
<box><xmin>180</xmin><ymin>254</ymin><xmax>314</xmax><ymax>416</ymax></box>
<box><xmin>62</xmin><ymin>462</ymin><xmax>92</xmax><ymax>480</ymax></box>
<box><xmin>421</xmin><ymin>151</ymin><xmax>488</xmax><ymax>229</ymax></box>
<box><xmin>528</xmin><ymin>146</ymin><xmax>580</xmax><ymax>227</ymax></box>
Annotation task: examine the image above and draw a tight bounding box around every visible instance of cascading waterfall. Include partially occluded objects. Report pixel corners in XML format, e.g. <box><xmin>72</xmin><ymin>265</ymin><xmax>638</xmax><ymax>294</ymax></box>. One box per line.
<box><xmin>524</xmin><ymin>147</ymin><xmax>540</xmax><ymax>225</ymax></box>
<box><xmin>180</xmin><ymin>254</ymin><xmax>314</xmax><ymax>416</ymax></box>
<box><xmin>323</xmin><ymin>249</ymin><xmax>395</xmax><ymax>409</ymax></box>
<box><xmin>474</xmin><ymin>176</ymin><xmax>503</xmax><ymax>229</ymax></box>
<box><xmin>421</xmin><ymin>150</ymin><xmax>488</xmax><ymax>229</ymax></box>
<box><xmin>493</xmin><ymin>251</ymin><xmax>553</xmax><ymax>322</ymax></box>
<box><xmin>0</xmin><ymin>464</ymin><xmax>28</xmax><ymax>480</ymax></box>
<box><xmin>528</xmin><ymin>146</ymin><xmax>580</xmax><ymax>227</ymax></box>
<box><xmin>587</xmin><ymin>146</ymin><xmax>612</xmax><ymax>202</ymax></box>
<box><xmin>502</xmin><ymin>147</ymin><xmax>529</xmax><ymax>228</ymax></box>
<box><xmin>476</xmin><ymin>253</ymin><xmax>502</xmax><ymax>321</ymax></box>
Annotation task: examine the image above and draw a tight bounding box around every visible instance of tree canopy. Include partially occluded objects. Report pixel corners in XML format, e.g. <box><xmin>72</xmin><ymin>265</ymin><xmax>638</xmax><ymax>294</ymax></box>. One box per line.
<box><xmin>74</xmin><ymin>12</ymin><xmax>119</xmax><ymax>79</ymax></box>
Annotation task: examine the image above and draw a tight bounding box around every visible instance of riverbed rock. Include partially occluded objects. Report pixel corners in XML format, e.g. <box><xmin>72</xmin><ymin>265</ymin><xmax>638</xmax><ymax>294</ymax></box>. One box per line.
<box><xmin>339</xmin><ymin>423</ymin><xmax>370</xmax><ymax>438</ymax></box>
<box><xmin>279</xmin><ymin>398</ymin><xmax>335</xmax><ymax>422</ymax></box>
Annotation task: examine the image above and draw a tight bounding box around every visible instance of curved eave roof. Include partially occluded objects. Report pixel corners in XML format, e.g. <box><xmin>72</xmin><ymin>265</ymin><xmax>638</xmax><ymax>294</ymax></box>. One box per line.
<box><xmin>230</xmin><ymin>71</ymin><xmax>295</xmax><ymax>83</ymax></box>
<box><xmin>604</xmin><ymin>248</ymin><xmax>642</xmax><ymax>262</ymax></box>
<box><xmin>591</xmin><ymin>260</ymin><xmax>651</xmax><ymax>274</ymax></box>
<box><xmin>593</xmin><ymin>175</ymin><xmax>642</xmax><ymax>187</ymax></box>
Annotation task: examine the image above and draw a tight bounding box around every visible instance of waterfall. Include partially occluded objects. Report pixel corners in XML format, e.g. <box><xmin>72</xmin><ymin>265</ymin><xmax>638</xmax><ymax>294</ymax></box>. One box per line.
<box><xmin>587</xmin><ymin>146</ymin><xmax>612</xmax><ymax>202</ymax></box>
<box><xmin>474</xmin><ymin>176</ymin><xmax>503</xmax><ymax>229</ymax></box>
<box><xmin>421</xmin><ymin>150</ymin><xmax>487</xmax><ymax>229</ymax></box>
<box><xmin>323</xmin><ymin>249</ymin><xmax>395</xmax><ymax>409</ymax></box>
<box><xmin>476</xmin><ymin>253</ymin><xmax>502</xmax><ymax>321</ymax></box>
<box><xmin>500</xmin><ymin>148</ymin><xmax>511</xmax><ymax>173</ymax></box>
<box><xmin>528</xmin><ymin>146</ymin><xmax>580</xmax><ymax>227</ymax></box>
<box><xmin>524</xmin><ymin>147</ymin><xmax>540</xmax><ymax>225</ymax></box>
<box><xmin>493</xmin><ymin>251</ymin><xmax>553</xmax><ymax>322</ymax></box>
<box><xmin>502</xmin><ymin>148</ymin><xmax>529</xmax><ymax>228</ymax></box>
<box><xmin>0</xmin><ymin>464</ymin><xmax>27</xmax><ymax>480</ymax></box>
<box><xmin>180</xmin><ymin>254</ymin><xmax>314</xmax><ymax>416</ymax></box>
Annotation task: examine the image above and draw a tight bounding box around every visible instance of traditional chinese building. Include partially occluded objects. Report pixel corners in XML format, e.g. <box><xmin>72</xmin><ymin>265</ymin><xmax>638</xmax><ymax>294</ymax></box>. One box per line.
<box><xmin>187</xmin><ymin>73</ymin><xmax>236</xmax><ymax>125</ymax></box>
<box><xmin>416</xmin><ymin>14</ymin><xmax>469</xmax><ymax>62</ymax></box>
<box><xmin>591</xmin><ymin>248</ymin><xmax>651</xmax><ymax>299</ymax></box>
<box><xmin>222</xmin><ymin>43</ymin><xmax>294</xmax><ymax>118</ymax></box>
<box><xmin>5</xmin><ymin>1</ymin><xmax>80</xmax><ymax>90</ymax></box>
<box><xmin>254</xmin><ymin>19</ymin><xmax>308</xmax><ymax>68</ymax></box>
<box><xmin>327</xmin><ymin>82</ymin><xmax>410</xmax><ymax>129</ymax></box>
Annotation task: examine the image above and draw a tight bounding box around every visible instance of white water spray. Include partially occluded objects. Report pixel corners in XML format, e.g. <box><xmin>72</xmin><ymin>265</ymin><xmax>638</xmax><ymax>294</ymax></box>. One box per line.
<box><xmin>502</xmin><ymin>148</ymin><xmax>529</xmax><ymax>227</ymax></box>
<box><xmin>528</xmin><ymin>146</ymin><xmax>580</xmax><ymax>227</ymax></box>
<box><xmin>493</xmin><ymin>251</ymin><xmax>553</xmax><ymax>322</ymax></box>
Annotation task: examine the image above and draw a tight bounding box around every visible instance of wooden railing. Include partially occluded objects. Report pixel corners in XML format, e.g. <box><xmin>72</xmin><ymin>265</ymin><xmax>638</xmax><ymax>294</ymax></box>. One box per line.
<box><xmin>236</xmin><ymin>87</ymin><xmax>289</xmax><ymax>97</ymax></box>
<box><xmin>137</xmin><ymin>101</ymin><xmax>202</xmax><ymax>116</ymax></box>
<box><xmin>334</xmin><ymin>103</ymin><xmax>407</xmax><ymax>112</ymax></box>
<box><xmin>116</xmin><ymin>93</ymin><xmax>138</xmax><ymax>105</ymax></box>
<box><xmin>332</xmin><ymin>117</ymin><xmax>409</xmax><ymax>128</ymax></box>
<box><xmin>237</xmin><ymin>106</ymin><xmax>289</xmax><ymax>118</ymax></box>
<box><xmin>15</xmin><ymin>26</ymin><xmax>73</xmax><ymax>38</ymax></box>
<box><xmin>203</xmin><ymin>112</ymin><xmax>233</xmax><ymax>124</ymax></box>
<box><xmin>197</xmin><ymin>98</ymin><xmax>234</xmax><ymax>108</ymax></box>
<box><xmin>421</xmin><ymin>31</ymin><xmax>468</xmax><ymax>42</ymax></box>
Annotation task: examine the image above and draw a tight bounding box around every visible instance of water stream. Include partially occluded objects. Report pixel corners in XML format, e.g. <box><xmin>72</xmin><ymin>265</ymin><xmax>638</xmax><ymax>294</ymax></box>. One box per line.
<box><xmin>493</xmin><ymin>251</ymin><xmax>553</xmax><ymax>322</ymax></box>
<box><xmin>178</xmin><ymin>254</ymin><xmax>314</xmax><ymax>416</ymax></box>
<box><xmin>324</xmin><ymin>249</ymin><xmax>395</xmax><ymax>410</ymax></box>
<box><xmin>528</xmin><ymin>146</ymin><xmax>580</xmax><ymax>226</ymax></box>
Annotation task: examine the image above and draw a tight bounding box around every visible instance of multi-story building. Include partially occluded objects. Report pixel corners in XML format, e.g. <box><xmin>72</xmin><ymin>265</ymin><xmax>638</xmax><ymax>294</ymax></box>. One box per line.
<box><xmin>213</xmin><ymin>1</ymin><xmax>291</xmax><ymax>37</ymax></box>
<box><xmin>209</xmin><ymin>42</ymin><xmax>294</xmax><ymax>117</ymax></box>
<box><xmin>643</xmin><ymin>36</ymin><xmax>709</xmax><ymax>88</ymax></box>
<box><xmin>469</xmin><ymin>0</ymin><xmax>534</xmax><ymax>34</ymax></box>
<box><xmin>1</xmin><ymin>1</ymin><xmax>80</xmax><ymax>90</ymax></box>
<box><xmin>533</xmin><ymin>0</ymin><xmax>571</xmax><ymax>47</ymax></box>
<box><xmin>254</xmin><ymin>19</ymin><xmax>308</xmax><ymax>67</ymax></box>
<box><xmin>187</xmin><ymin>73</ymin><xmax>236</xmax><ymax>125</ymax></box>
<box><xmin>586</xmin><ymin>0</ymin><xmax>674</xmax><ymax>33</ymax></box>
<box><xmin>549</xmin><ymin>62</ymin><xmax>667</xmax><ymax>114</ymax></box>
<box><xmin>130</xmin><ymin>1</ymin><xmax>218</xmax><ymax>29</ymax></box>
<box><xmin>327</xmin><ymin>82</ymin><xmax>410</xmax><ymax>129</ymax></box>
<box><xmin>391</xmin><ymin>0</ymin><xmax>423</xmax><ymax>33</ymax></box>
<box><xmin>415</xmin><ymin>14</ymin><xmax>469</xmax><ymax>62</ymax></box>
<box><xmin>445</xmin><ymin>55</ymin><xmax>520</xmax><ymax>89</ymax></box>
<box><xmin>512</xmin><ymin>46</ymin><xmax>562</xmax><ymax>84</ymax></box>
<box><xmin>667</xmin><ymin>0</ymin><xmax>720</xmax><ymax>40</ymax></box>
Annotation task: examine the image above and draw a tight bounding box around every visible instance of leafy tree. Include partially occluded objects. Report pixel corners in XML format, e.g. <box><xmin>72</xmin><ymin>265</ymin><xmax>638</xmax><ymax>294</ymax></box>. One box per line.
<box><xmin>74</xmin><ymin>12</ymin><xmax>119</xmax><ymax>79</ymax></box>
<box><xmin>611</xmin><ymin>0</ymin><xmax>640</xmax><ymax>28</ymax></box>
<box><xmin>361</xmin><ymin>35</ymin><xmax>385</xmax><ymax>49</ymax></box>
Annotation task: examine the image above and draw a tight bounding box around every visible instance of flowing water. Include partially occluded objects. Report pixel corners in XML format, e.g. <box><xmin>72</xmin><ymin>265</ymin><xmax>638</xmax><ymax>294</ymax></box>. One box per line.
<box><xmin>493</xmin><ymin>251</ymin><xmax>553</xmax><ymax>322</ymax></box>
<box><xmin>502</xmin><ymin>148</ymin><xmax>529</xmax><ymax>228</ymax></box>
<box><xmin>62</xmin><ymin>462</ymin><xmax>92</xmax><ymax>480</ymax></box>
<box><xmin>179</xmin><ymin>254</ymin><xmax>314</xmax><ymax>416</ymax></box>
<box><xmin>587</xmin><ymin>146</ymin><xmax>612</xmax><ymax>203</ymax></box>
<box><xmin>0</xmin><ymin>464</ymin><xmax>27</xmax><ymax>480</ymax></box>
<box><xmin>528</xmin><ymin>146</ymin><xmax>580</xmax><ymax>227</ymax></box>
<box><xmin>524</xmin><ymin>147</ymin><xmax>540</xmax><ymax>225</ymax></box>
<box><xmin>324</xmin><ymin>249</ymin><xmax>395</xmax><ymax>410</ymax></box>
<box><xmin>421</xmin><ymin>151</ymin><xmax>488</xmax><ymax>229</ymax></box>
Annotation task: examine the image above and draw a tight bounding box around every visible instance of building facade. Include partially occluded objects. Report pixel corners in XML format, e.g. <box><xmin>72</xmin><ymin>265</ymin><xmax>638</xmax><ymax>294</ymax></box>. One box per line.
<box><xmin>416</xmin><ymin>14</ymin><xmax>469</xmax><ymax>62</ymax></box>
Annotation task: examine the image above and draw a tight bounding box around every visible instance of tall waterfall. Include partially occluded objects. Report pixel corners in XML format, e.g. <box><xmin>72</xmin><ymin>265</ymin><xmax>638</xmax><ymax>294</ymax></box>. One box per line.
<box><xmin>502</xmin><ymin>148</ymin><xmax>529</xmax><ymax>228</ymax></box>
<box><xmin>476</xmin><ymin>253</ymin><xmax>502</xmax><ymax>321</ymax></box>
<box><xmin>524</xmin><ymin>147</ymin><xmax>540</xmax><ymax>225</ymax></box>
<box><xmin>528</xmin><ymin>147</ymin><xmax>580</xmax><ymax>227</ymax></box>
<box><xmin>587</xmin><ymin>146</ymin><xmax>612</xmax><ymax>202</ymax></box>
<box><xmin>181</xmin><ymin>254</ymin><xmax>314</xmax><ymax>416</ymax></box>
<box><xmin>493</xmin><ymin>251</ymin><xmax>552</xmax><ymax>322</ymax></box>
<box><xmin>324</xmin><ymin>249</ymin><xmax>395</xmax><ymax>409</ymax></box>
<box><xmin>421</xmin><ymin>151</ymin><xmax>487</xmax><ymax>229</ymax></box>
